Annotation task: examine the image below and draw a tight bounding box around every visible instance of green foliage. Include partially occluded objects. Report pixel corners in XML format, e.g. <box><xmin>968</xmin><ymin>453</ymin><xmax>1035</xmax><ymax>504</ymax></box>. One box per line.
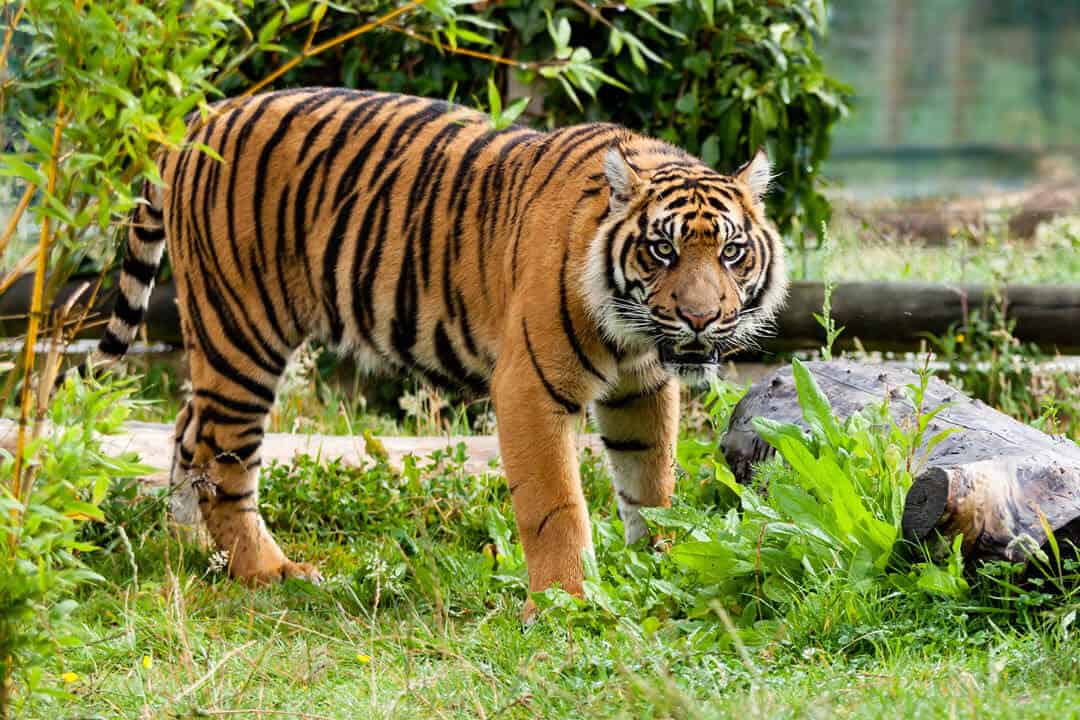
<box><xmin>534</xmin><ymin>359</ymin><xmax>1080</xmax><ymax>645</ymax></box>
<box><xmin>259</xmin><ymin>445</ymin><xmax>506</xmax><ymax>549</ymax></box>
<box><xmin>538</xmin><ymin>0</ymin><xmax>850</xmax><ymax>236</ymax></box>
<box><xmin>0</xmin><ymin>374</ymin><xmax>149</xmax><ymax>714</ymax></box>
<box><xmin>3</xmin><ymin>0</ymin><xmax>243</xmax><ymax>273</ymax></box>
<box><xmin>232</xmin><ymin>0</ymin><xmax>850</xmax><ymax>236</ymax></box>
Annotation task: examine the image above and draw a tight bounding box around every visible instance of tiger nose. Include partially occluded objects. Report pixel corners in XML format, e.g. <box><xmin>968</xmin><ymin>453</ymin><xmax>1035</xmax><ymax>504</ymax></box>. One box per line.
<box><xmin>676</xmin><ymin>306</ymin><xmax>717</xmax><ymax>331</ymax></box>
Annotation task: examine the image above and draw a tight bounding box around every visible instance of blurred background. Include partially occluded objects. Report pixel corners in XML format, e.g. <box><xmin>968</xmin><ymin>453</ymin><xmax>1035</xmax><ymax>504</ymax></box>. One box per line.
<box><xmin>820</xmin><ymin>0</ymin><xmax>1080</xmax><ymax>255</ymax></box>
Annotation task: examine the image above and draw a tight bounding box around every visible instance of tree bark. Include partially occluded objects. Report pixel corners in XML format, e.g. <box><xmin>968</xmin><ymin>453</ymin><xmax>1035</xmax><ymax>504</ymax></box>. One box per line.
<box><xmin>722</xmin><ymin>360</ymin><xmax>1080</xmax><ymax>564</ymax></box>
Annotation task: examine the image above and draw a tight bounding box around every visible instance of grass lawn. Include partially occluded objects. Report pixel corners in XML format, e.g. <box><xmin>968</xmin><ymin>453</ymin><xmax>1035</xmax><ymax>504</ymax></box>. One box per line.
<box><xmin>29</xmin><ymin>366</ymin><xmax>1080</xmax><ymax>720</ymax></box>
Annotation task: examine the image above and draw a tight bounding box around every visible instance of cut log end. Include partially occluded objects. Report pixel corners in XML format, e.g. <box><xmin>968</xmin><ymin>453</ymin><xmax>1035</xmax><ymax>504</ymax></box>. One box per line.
<box><xmin>903</xmin><ymin>466</ymin><xmax>952</xmax><ymax>543</ymax></box>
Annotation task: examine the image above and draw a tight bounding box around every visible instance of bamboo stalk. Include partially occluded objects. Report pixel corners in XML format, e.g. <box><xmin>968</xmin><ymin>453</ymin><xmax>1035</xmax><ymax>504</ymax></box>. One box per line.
<box><xmin>383</xmin><ymin>23</ymin><xmax>565</xmax><ymax>68</ymax></box>
<box><xmin>10</xmin><ymin>103</ymin><xmax>64</xmax><ymax>506</ymax></box>
<box><xmin>0</xmin><ymin>0</ymin><xmax>26</xmax><ymax>78</ymax></box>
<box><xmin>243</xmin><ymin>0</ymin><xmax>426</xmax><ymax>97</ymax></box>
<box><xmin>0</xmin><ymin>246</ymin><xmax>37</xmax><ymax>297</ymax></box>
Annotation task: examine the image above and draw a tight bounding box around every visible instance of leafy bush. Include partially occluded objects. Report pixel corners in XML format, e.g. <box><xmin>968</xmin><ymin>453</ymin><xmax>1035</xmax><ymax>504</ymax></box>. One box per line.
<box><xmin>243</xmin><ymin>0</ymin><xmax>850</xmax><ymax>236</ymax></box>
<box><xmin>0</xmin><ymin>375</ymin><xmax>148</xmax><ymax>716</ymax></box>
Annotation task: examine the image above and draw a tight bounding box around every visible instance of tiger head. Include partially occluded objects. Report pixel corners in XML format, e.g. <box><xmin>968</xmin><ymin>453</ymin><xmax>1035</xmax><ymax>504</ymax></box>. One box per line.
<box><xmin>585</xmin><ymin>141</ymin><xmax>789</xmax><ymax>385</ymax></box>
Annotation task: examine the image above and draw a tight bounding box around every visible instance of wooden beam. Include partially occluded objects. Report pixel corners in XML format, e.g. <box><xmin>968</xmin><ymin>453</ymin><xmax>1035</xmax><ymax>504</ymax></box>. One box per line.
<box><xmin>5</xmin><ymin>275</ymin><xmax>1080</xmax><ymax>354</ymax></box>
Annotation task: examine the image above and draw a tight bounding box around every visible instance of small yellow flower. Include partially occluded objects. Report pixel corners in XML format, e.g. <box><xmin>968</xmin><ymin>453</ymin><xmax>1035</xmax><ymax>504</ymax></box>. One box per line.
<box><xmin>956</xmin><ymin>333</ymin><xmax>966</xmax><ymax>344</ymax></box>
<box><xmin>142</xmin><ymin>655</ymin><xmax>153</xmax><ymax>670</ymax></box>
<box><xmin>61</xmin><ymin>671</ymin><xmax>79</xmax><ymax>684</ymax></box>
<box><xmin>356</xmin><ymin>653</ymin><xmax>371</xmax><ymax>664</ymax></box>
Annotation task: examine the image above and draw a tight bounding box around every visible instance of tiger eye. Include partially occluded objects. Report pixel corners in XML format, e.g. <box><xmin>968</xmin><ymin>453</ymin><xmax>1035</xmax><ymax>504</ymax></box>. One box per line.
<box><xmin>656</xmin><ymin>242</ymin><xmax>675</xmax><ymax>257</ymax></box>
<box><xmin>722</xmin><ymin>244</ymin><xmax>743</xmax><ymax>261</ymax></box>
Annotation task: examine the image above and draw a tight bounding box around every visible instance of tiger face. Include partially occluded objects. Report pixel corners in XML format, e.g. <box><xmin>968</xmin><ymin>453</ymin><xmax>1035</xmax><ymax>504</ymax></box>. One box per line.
<box><xmin>586</xmin><ymin>144</ymin><xmax>788</xmax><ymax>385</ymax></box>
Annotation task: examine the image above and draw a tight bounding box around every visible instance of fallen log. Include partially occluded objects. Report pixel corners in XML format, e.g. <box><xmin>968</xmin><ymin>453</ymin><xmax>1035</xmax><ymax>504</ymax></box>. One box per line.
<box><xmin>7</xmin><ymin>273</ymin><xmax>1080</xmax><ymax>353</ymax></box>
<box><xmin>722</xmin><ymin>360</ymin><xmax>1080</xmax><ymax>564</ymax></box>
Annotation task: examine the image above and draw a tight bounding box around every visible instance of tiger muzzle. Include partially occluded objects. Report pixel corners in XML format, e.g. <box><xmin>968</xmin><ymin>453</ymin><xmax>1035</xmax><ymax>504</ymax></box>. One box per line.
<box><xmin>658</xmin><ymin>339</ymin><xmax>721</xmax><ymax>367</ymax></box>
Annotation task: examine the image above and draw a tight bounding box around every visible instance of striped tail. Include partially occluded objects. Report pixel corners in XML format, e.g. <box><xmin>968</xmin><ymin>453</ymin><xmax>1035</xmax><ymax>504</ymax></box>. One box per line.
<box><xmin>62</xmin><ymin>185</ymin><xmax>167</xmax><ymax>385</ymax></box>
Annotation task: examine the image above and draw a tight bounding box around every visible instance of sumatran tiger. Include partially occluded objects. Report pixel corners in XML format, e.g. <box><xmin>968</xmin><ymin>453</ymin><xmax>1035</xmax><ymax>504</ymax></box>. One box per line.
<box><xmin>76</xmin><ymin>87</ymin><xmax>788</xmax><ymax>617</ymax></box>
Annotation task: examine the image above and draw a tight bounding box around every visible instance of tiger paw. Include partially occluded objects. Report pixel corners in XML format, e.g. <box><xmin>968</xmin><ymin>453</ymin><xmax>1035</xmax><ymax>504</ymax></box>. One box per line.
<box><xmin>649</xmin><ymin>531</ymin><xmax>675</xmax><ymax>552</ymax></box>
<box><xmin>279</xmin><ymin>560</ymin><xmax>323</xmax><ymax>584</ymax></box>
<box><xmin>235</xmin><ymin>559</ymin><xmax>323</xmax><ymax>586</ymax></box>
<box><xmin>521</xmin><ymin>598</ymin><xmax>539</xmax><ymax>627</ymax></box>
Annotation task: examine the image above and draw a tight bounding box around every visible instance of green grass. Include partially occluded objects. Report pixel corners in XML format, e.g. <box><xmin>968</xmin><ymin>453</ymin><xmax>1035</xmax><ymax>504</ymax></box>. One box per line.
<box><xmin>27</xmin><ymin>366</ymin><xmax>1080</xmax><ymax>719</ymax></box>
<box><xmin>797</xmin><ymin>212</ymin><xmax>1080</xmax><ymax>284</ymax></box>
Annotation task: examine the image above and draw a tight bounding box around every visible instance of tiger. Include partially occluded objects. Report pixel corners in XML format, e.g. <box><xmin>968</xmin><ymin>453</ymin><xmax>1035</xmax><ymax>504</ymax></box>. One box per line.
<box><xmin>75</xmin><ymin>87</ymin><xmax>788</xmax><ymax>617</ymax></box>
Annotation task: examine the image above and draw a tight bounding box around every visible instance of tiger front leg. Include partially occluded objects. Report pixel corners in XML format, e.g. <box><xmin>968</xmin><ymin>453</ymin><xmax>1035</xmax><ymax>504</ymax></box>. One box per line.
<box><xmin>593</xmin><ymin>378</ymin><xmax>679</xmax><ymax>545</ymax></box>
<box><xmin>174</xmin><ymin>398</ymin><xmax>321</xmax><ymax>585</ymax></box>
<box><xmin>492</xmin><ymin>358</ymin><xmax>594</xmax><ymax>620</ymax></box>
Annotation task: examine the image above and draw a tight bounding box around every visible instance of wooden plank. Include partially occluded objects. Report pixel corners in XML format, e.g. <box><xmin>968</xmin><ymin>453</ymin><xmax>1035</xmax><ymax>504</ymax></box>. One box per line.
<box><xmin>0</xmin><ymin>417</ymin><xmax>602</xmax><ymax>485</ymax></box>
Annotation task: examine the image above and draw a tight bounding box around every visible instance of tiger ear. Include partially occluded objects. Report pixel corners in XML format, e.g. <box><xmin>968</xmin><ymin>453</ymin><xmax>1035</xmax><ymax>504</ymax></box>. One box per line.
<box><xmin>736</xmin><ymin>147</ymin><xmax>771</xmax><ymax>204</ymax></box>
<box><xmin>603</xmin><ymin>144</ymin><xmax>642</xmax><ymax>209</ymax></box>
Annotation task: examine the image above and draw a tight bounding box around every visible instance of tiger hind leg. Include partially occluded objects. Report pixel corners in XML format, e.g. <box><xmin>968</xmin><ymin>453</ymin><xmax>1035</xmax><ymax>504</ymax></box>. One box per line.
<box><xmin>172</xmin><ymin>343</ymin><xmax>320</xmax><ymax>584</ymax></box>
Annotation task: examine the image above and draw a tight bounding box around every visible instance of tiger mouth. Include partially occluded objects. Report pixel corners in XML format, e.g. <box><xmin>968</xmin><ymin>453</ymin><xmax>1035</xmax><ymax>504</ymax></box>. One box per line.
<box><xmin>658</xmin><ymin>341</ymin><xmax>720</xmax><ymax>366</ymax></box>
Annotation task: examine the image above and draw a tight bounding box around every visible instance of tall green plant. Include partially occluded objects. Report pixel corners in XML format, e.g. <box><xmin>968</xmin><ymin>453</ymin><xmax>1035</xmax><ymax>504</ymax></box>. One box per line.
<box><xmin>0</xmin><ymin>375</ymin><xmax>149</xmax><ymax>715</ymax></box>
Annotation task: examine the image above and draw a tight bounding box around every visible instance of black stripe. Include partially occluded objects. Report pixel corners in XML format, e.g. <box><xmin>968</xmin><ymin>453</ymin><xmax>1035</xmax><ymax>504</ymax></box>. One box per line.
<box><xmin>132</xmin><ymin>222</ymin><xmax>165</xmax><ymax>243</ymax></box>
<box><xmin>201</xmin><ymin>433</ymin><xmax>261</xmax><ymax>465</ymax></box>
<box><xmin>433</xmin><ymin>320</ymin><xmax>486</xmax><ymax>393</ymax></box>
<box><xmin>190</xmin><ymin>229</ymin><xmax>287</xmax><ymax>374</ymax></box>
<box><xmin>406</xmin><ymin>120</ymin><xmax>463</xmax><ymax>287</ymax></box>
<box><xmin>558</xmin><ymin>248</ymin><xmax>608</xmax><ymax>383</ymax></box>
<box><xmin>200</xmin><ymin>407</ymin><xmax>260</xmax><ymax>426</ymax></box>
<box><xmin>121</xmin><ymin>255</ymin><xmax>157</xmax><ymax>285</ymax></box>
<box><xmin>98</xmin><ymin>328</ymin><xmax>128</xmax><ymax>357</ymax></box>
<box><xmin>522</xmin><ymin>318</ymin><xmax>581</xmax><ymax>415</ymax></box>
<box><xmin>480</xmin><ymin>130</ymin><xmax>537</xmax><ymax>294</ymax></box>
<box><xmin>366</xmin><ymin>101</ymin><xmax>449</xmax><ymax>191</ymax></box>
<box><xmin>332</xmin><ymin>109</ymin><xmax>400</xmax><ymax>209</ymax></box>
<box><xmin>275</xmin><ymin>183</ymin><xmax>304</xmax><ymax>334</ymax></box>
<box><xmin>511</xmin><ymin>125</ymin><xmax>617</xmax><ymax>286</ymax></box>
<box><xmin>186</xmin><ymin>296</ymin><xmax>276</xmax><ymax>404</ymax></box>
<box><xmin>112</xmin><ymin>289</ymin><xmax>144</xmax><ymax>327</ymax></box>
<box><xmin>294</xmin><ymin>147</ymin><xmax>327</xmax><ymax>301</ymax></box>
<box><xmin>251</xmin><ymin>97</ymin><xmax>325</xmax><ymax>341</ymax></box>
<box><xmin>354</xmin><ymin>166</ymin><xmax>402</xmax><ymax>336</ymax></box>
<box><xmin>208</xmin><ymin>108</ymin><xmax>242</xmax><ymax>202</ymax></box>
<box><xmin>195</xmin><ymin>389</ymin><xmax>270</xmax><ymax>416</ymax></box>
<box><xmin>447</xmin><ymin>131</ymin><xmax>501</xmax><ymax>260</ymax></box>
<box><xmin>456</xmin><ymin>289</ymin><xmax>478</xmax><ymax>358</ymax></box>
<box><xmin>601</xmin><ymin>436</ymin><xmax>653</xmax><ymax>452</ymax></box>
<box><xmin>226</xmin><ymin>95</ymin><xmax>276</xmax><ymax>277</ymax></box>
<box><xmin>537</xmin><ymin>503</ymin><xmax>573</xmax><ymax>537</ymax></box>
<box><xmin>323</xmin><ymin>191</ymin><xmax>361</xmax><ymax>343</ymax></box>
<box><xmin>597</xmin><ymin>378</ymin><xmax>671</xmax><ymax>409</ymax></box>
<box><xmin>248</xmin><ymin>243</ymin><xmax>292</xmax><ymax>347</ymax></box>
<box><xmin>215</xmin><ymin>489</ymin><xmax>255</xmax><ymax>502</ymax></box>
<box><xmin>390</xmin><ymin>234</ymin><xmax>419</xmax><ymax>362</ymax></box>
